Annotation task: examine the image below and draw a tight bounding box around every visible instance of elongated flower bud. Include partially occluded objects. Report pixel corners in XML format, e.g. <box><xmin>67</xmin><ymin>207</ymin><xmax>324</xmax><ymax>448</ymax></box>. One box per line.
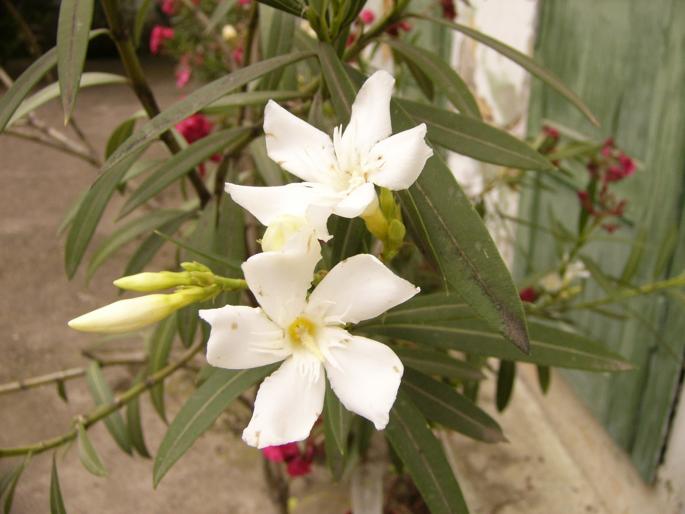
<box><xmin>68</xmin><ymin>288</ymin><xmax>206</xmax><ymax>334</ymax></box>
<box><xmin>113</xmin><ymin>271</ymin><xmax>192</xmax><ymax>292</ymax></box>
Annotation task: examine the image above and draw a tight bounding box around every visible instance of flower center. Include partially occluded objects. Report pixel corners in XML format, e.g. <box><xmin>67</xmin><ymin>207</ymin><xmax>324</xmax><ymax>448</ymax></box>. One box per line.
<box><xmin>287</xmin><ymin>316</ymin><xmax>322</xmax><ymax>359</ymax></box>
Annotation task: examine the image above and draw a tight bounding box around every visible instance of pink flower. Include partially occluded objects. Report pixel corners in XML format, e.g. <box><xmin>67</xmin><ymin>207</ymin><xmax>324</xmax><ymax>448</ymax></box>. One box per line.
<box><xmin>161</xmin><ymin>0</ymin><xmax>176</xmax><ymax>15</ymax></box>
<box><xmin>519</xmin><ymin>287</ymin><xmax>538</xmax><ymax>303</ymax></box>
<box><xmin>238</xmin><ymin>0</ymin><xmax>251</xmax><ymax>5</ymax></box>
<box><xmin>359</xmin><ymin>9</ymin><xmax>375</xmax><ymax>25</ymax></box>
<box><xmin>262</xmin><ymin>443</ymin><xmax>300</xmax><ymax>462</ymax></box>
<box><xmin>176</xmin><ymin>68</ymin><xmax>191</xmax><ymax>88</ymax></box>
<box><xmin>261</xmin><ymin>441</ymin><xmax>316</xmax><ymax>477</ymax></box>
<box><xmin>175</xmin><ymin>113</ymin><xmax>213</xmax><ymax>143</ymax></box>
<box><xmin>286</xmin><ymin>457</ymin><xmax>312</xmax><ymax>477</ymax></box>
<box><xmin>386</xmin><ymin>20</ymin><xmax>411</xmax><ymax>37</ymax></box>
<box><xmin>150</xmin><ymin>26</ymin><xmax>174</xmax><ymax>55</ymax></box>
<box><xmin>232</xmin><ymin>47</ymin><xmax>244</xmax><ymax>65</ymax></box>
<box><xmin>618</xmin><ymin>153</ymin><xmax>636</xmax><ymax>176</ymax></box>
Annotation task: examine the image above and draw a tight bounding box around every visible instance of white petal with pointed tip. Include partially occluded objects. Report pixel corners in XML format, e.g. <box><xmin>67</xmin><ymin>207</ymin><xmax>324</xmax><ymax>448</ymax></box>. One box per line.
<box><xmin>242</xmin><ymin>240</ymin><xmax>321</xmax><ymax>327</ymax></box>
<box><xmin>200</xmin><ymin>306</ymin><xmax>287</xmax><ymax>369</ymax></box>
<box><xmin>322</xmin><ymin>328</ymin><xmax>403</xmax><ymax>430</ymax></box>
<box><xmin>227</xmin><ymin>182</ymin><xmax>340</xmax><ymax>229</ymax></box>
<box><xmin>341</xmin><ymin>71</ymin><xmax>395</xmax><ymax>159</ymax></box>
<box><xmin>307</xmin><ymin>254</ymin><xmax>419</xmax><ymax>324</ymax></box>
<box><xmin>242</xmin><ymin>356</ymin><xmax>325</xmax><ymax>448</ymax></box>
<box><xmin>367</xmin><ymin>124</ymin><xmax>433</xmax><ymax>190</ymax></box>
<box><xmin>264</xmin><ymin>100</ymin><xmax>338</xmax><ymax>184</ymax></box>
<box><xmin>332</xmin><ymin>182</ymin><xmax>377</xmax><ymax>218</ymax></box>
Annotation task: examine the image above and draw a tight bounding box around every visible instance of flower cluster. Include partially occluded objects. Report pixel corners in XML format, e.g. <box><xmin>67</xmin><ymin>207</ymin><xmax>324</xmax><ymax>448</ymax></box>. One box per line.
<box><xmin>578</xmin><ymin>138</ymin><xmax>636</xmax><ymax>233</ymax></box>
<box><xmin>199</xmin><ymin>71</ymin><xmax>431</xmax><ymax>449</ymax></box>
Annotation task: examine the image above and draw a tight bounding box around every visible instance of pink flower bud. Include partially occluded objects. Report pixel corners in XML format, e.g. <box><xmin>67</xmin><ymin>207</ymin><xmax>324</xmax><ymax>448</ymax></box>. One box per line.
<box><xmin>519</xmin><ymin>287</ymin><xmax>539</xmax><ymax>303</ymax></box>
<box><xmin>359</xmin><ymin>9</ymin><xmax>376</xmax><ymax>25</ymax></box>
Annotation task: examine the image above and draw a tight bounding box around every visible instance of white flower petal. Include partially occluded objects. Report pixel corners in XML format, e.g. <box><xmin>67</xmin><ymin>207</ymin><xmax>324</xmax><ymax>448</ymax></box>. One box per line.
<box><xmin>322</xmin><ymin>328</ymin><xmax>403</xmax><ymax>430</ymax></box>
<box><xmin>340</xmin><ymin>71</ymin><xmax>395</xmax><ymax>160</ymax></box>
<box><xmin>242</xmin><ymin>356</ymin><xmax>325</xmax><ymax>448</ymax></box>
<box><xmin>332</xmin><ymin>182</ymin><xmax>377</xmax><ymax>218</ymax></box>
<box><xmin>264</xmin><ymin>100</ymin><xmax>338</xmax><ymax>184</ymax></box>
<box><xmin>226</xmin><ymin>182</ymin><xmax>340</xmax><ymax>228</ymax></box>
<box><xmin>199</xmin><ymin>306</ymin><xmax>288</xmax><ymax>369</ymax></box>
<box><xmin>242</xmin><ymin>239</ymin><xmax>321</xmax><ymax>327</ymax></box>
<box><xmin>366</xmin><ymin>124</ymin><xmax>433</xmax><ymax>190</ymax></box>
<box><xmin>307</xmin><ymin>254</ymin><xmax>419</xmax><ymax>324</ymax></box>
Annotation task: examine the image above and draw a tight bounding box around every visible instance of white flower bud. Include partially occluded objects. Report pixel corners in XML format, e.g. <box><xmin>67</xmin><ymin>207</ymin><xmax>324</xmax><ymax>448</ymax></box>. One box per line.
<box><xmin>113</xmin><ymin>271</ymin><xmax>191</xmax><ymax>292</ymax></box>
<box><xmin>222</xmin><ymin>24</ymin><xmax>238</xmax><ymax>42</ymax></box>
<box><xmin>68</xmin><ymin>289</ymin><xmax>205</xmax><ymax>333</ymax></box>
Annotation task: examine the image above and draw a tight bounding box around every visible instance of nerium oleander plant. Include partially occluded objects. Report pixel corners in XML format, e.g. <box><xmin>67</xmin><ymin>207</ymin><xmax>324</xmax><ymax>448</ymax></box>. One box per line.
<box><xmin>0</xmin><ymin>0</ymin><xmax>680</xmax><ymax>512</ymax></box>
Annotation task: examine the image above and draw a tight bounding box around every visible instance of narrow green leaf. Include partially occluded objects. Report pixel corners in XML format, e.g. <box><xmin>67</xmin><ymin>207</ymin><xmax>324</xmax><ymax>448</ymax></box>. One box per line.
<box><xmin>402</xmin><ymin>368</ymin><xmax>504</xmax><ymax>443</ymax></box>
<box><xmin>385</xmin><ymin>392</ymin><xmax>469</xmax><ymax>514</ymax></box>
<box><xmin>153</xmin><ymin>231</ymin><xmax>242</xmax><ymax>272</ymax></box>
<box><xmin>259</xmin><ymin>6</ymin><xmax>297</xmax><ymax>90</ymax></box>
<box><xmin>119</xmin><ymin>127</ymin><xmax>251</xmax><ymax>218</ymax></box>
<box><xmin>134</xmin><ymin>0</ymin><xmax>155</xmax><ymax>47</ymax></box>
<box><xmin>77</xmin><ymin>424</ymin><xmax>107</xmax><ymax>477</ymax></box>
<box><xmin>0</xmin><ymin>29</ymin><xmax>108</xmax><ymax>132</ymax></box>
<box><xmin>206</xmin><ymin>0</ymin><xmax>236</xmax><ymax>33</ymax></box>
<box><xmin>85</xmin><ymin>362</ymin><xmax>132</xmax><ymax>455</ymax></box>
<box><xmin>123</xmin><ymin>211</ymin><xmax>194</xmax><ymax>277</ymax></box>
<box><xmin>323</xmin><ymin>416</ymin><xmax>347</xmax><ymax>480</ymax></box>
<box><xmin>495</xmin><ymin>360</ymin><xmax>516</xmax><ymax>412</ymax></box>
<box><xmin>153</xmin><ymin>365</ymin><xmax>276</xmax><ymax>486</ymax></box>
<box><xmin>316</xmin><ymin>49</ymin><xmax>530</xmax><ymax>353</ymax></box>
<box><xmin>415</xmin><ymin>14</ymin><xmax>599</xmax><ymax>126</ymax></box>
<box><xmin>248</xmin><ymin>137</ymin><xmax>290</xmax><ymax>186</ymax></box>
<box><xmin>57</xmin><ymin>380</ymin><xmax>69</xmax><ymax>403</ymax></box>
<box><xmin>87</xmin><ymin>209</ymin><xmax>190</xmax><ymax>281</ymax></box>
<box><xmin>404</xmin><ymin>58</ymin><xmax>434</xmax><ymax>101</ymax></box>
<box><xmin>394</xmin><ymin>347</ymin><xmax>484</xmax><ymax>381</ymax></box>
<box><xmin>620</xmin><ymin>226</ymin><xmax>647</xmax><ymax>283</ymax></box>
<box><xmin>65</xmin><ymin>147</ymin><xmax>146</xmax><ymax>278</ymax></box>
<box><xmin>1</xmin><ymin>456</ymin><xmax>29</xmax><ymax>514</ymax></box>
<box><xmin>386</xmin><ymin>39</ymin><xmax>480</xmax><ymax>119</ymax></box>
<box><xmin>7</xmin><ymin>73</ymin><xmax>128</xmax><ymax>128</ymax></box>
<box><xmin>105</xmin><ymin>117</ymin><xmax>137</xmax><ymax>160</ymax></box>
<box><xmin>57</xmin><ymin>0</ymin><xmax>95</xmax><ymax>122</ymax></box>
<box><xmin>104</xmin><ymin>52</ymin><xmax>312</xmax><ymax>174</ymax></box>
<box><xmin>398</xmin><ymin>99</ymin><xmax>553</xmax><ymax>171</ymax></box>
<box><xmin>177</xmin><ymin>304</ymin><xmax>199</xmax><ymax>349</ymax></box>
<box><xmin>148</xmin><ymin>315</ymin><xmax>177</xmax><ymax>422</ymax></box>
<box><xmin>255</xmin><ymin>0</ymin><xmax>304</xmax><ymax>17</ymax></box>
<box><xmin>202</xmin><ymin>90</ymin><xmax>302</xmax><ymax>115</ymax></box>
<box><xmin>324</xmin><ymin>379</ymin><xmax>352</xmax><ymax>454</ymax></box>
<box><xmin>50</xmin><ymin>455</ymin><xmax>68</xmax><ymax>514</ymax></box>
<box><xmin>329</xmin><ymin>216</ymin><xmax>368</xmax><ymax>265</ymax></box>
<box><xmin>537</xmin><ymin>365</ymin><xmax>551</xmax><ymax>394</ymax></box>
<box><xmin>126</xmin><ymin>390</ymin><xmax>152</xmax><ymax>458</ymax></box>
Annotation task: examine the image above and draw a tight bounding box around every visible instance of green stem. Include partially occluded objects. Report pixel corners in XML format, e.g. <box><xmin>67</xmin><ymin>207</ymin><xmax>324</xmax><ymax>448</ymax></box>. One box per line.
<box><xmin>99</xmin><ymin>0</ymin><xmax>211</xmax><ymax>207</ymax></box>
<box><xmin>0</xmin><ymin>341</ymin><xmax>203</xmax><ymax>458</ymax></box>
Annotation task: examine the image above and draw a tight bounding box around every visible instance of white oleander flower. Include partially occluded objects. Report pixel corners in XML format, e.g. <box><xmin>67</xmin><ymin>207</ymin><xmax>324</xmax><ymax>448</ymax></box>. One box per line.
<box><xmin>226</xmin><ymin>70</ymin><xmax>432</xmax><ymax>241</ymax></box>
<box><xmin>199</xmin><ymin>243</ymin><xmax>419</xmax><ymax>448</ymax></box>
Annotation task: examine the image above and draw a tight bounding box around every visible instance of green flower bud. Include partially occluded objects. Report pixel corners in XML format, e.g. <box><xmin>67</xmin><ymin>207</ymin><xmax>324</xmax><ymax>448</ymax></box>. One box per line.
<box><xmin>387</xmin><ymin>219</ymin><xmax>406</xmax><ymax>245</ymax></box>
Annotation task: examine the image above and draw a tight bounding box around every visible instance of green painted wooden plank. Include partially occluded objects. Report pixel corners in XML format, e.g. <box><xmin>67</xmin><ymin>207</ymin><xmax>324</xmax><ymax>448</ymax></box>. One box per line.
<box><xmin>518</xmin><ymin>0</ymin><xmax>685</xmax><ymax>482</ymax></box>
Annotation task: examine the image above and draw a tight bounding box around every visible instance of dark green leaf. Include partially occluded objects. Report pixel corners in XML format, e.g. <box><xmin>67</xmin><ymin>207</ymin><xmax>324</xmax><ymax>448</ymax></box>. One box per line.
<box><xmin>65</xmin><ymin>147</ymin><xmax>146</xmax><ymax>278</ymax></box>
<box><xmin>56</xmin><ymin>379</ymin><xmax>69</xmax><ymax>403</ymax></box>
<box><xmin>537</xmin><ymin>365</ymin><xmax>551</xmax><ymax>394</ymax></box>
<box><xmin>148</xmin><ymin>315</ymin><xmax>177</xmax><ymax>422</ymax></box>
<box><xmin>259</xmin><ymin>6</ymin><xmax>297</xmax><ymax>90</ymax></box>
<box><xmin>255</xmin><ymin>0</ymin><xmax>304</xmax><ymax>17</ymax></box>
<box><xmin>50</xmin><ymin>455</ymin><xmax>68</xmax><ymax>514</ymax></box>
<box><xmin>385</xmin><ymin>392</ymin><xmax>469</xmax><ymax>514</ymax></box>
<box><xmin>153</xmin><ymin>231</ymin><xmax>242</xmax><ymax>272</ymax></box>
<box><xmin>248</xmin><ymin>137</ymin><xmax>289</xmax><ymax>186</ymax></box>
<box><xmin>104</xmin><ymin>52</ymin><xmax>312</xmax><ymax>174</ymax></box>
<box><xmin>417</xmin><ymin>14</ymin><xmax>599</xmax><ymax>126</ymax></box>
<box><xmin>126</xmin><ymin>391</ymin><xmax>151</xmax><ymax>458</ymax></box>
<box><xmin>105</xmin><ymin>117</ymin><xmax>137</xmax><ymax>160</ymax></box>
<box><xmin>394</xmin><ymin>347</ymin><xmax>484</xmax><ymax>381</ymax></box>
<box><xmin>357</xmin><ymin>293</ymin><xmax>632</xmax><ymax>371</ymax></box>
<box><xmin>120</xmin><ymin>127</ymin><xmax>250</xmax><ymax>218</ymax></box>
<box><xmin>85</xmin><ymin>362</ymin><xmax>132</xmax><ymax>455</ymax></box>
<box><xmin>133</xmin><ymin>0</ymin><xmax>154</xmax><ymax>47</ymax></box>
<box><xmin>404</xmin><ymin>58</ymin><xmax>434</xmax><ymax>101</ymax></box>
<box><xmin>316</xmin><ymin>50</ymin><xmax>530</xmax><ymax>353</ymax></box>
<box><xmin>495</xmin><ymin>360</ymin><xmax>516</xmax><ymax>412</ymax></box>
<box><xmin>57</xmin><ymin>0</ymin><xmax>95</xmax><ymax>122</ymax></box>
<box><xmin>0</xmin><ymin>29</ymin><xmax>108</xmax><ymax>132</ymax></box>
<box><xmin>398</xmin><ymin>99</ymin><xmax>553</xmax><ymax>171</ymax></box>
<box><xmin>1</xmin><ymin>456</ymin><xmax>28</xmax><ymax>514</ymax></box>
<box><xmin>329</xmin><ymin>216</ymin><xmax>368</xmax><ymax>265</ymax></box>
<box><xmin>123</xmin><ymin>211</ymin><xmax>194</xmax><ymax>277</ymax></box>
<box><xmin>8</xmin><ymin>73</ymin><xmax>128</xmax><ymax>127</ymax></box>
<box><xmin>202</xmin><ymin>90</ymin><xmax>302</xmax><ymax>115</ymax></box>
<box><xmin>324</xmin><ymin>379</ymin><xmax>352</xmax><ymax>454</ymax></box>
<box><xmin>76</xmin><ymin>424</ymin><xmax>107</xmax><ymax>477</ymax></box>
<box><xmin>386</xmin><ymin>39</ymin><xmax>480</xmax><ymax>119</ymax></box>
<box><xmin>402</xmin><ymin>368</ymin><xmax>504</xmax><ymax>443</ymax></box>
<box><xmin>177</xmin><ymin>304</ymin><xmax>199</xmax><ymax>349</ymax></box>
<box><xmin>153</xmin><ymin>365</ymin><xmax>276</xmax><ymax>486</ymax></box>
<box><xmin>87</xmin><ymin>209</ymin><xmax>190</xmax><ymax>281</ymax></box>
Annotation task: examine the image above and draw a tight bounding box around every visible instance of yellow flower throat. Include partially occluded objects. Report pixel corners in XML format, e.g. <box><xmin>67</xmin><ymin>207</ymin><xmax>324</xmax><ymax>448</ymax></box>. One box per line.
<box><xmin>287</xmin><ymin>316</ymin><xmax>322</xmax><ymax>359</ymax></box>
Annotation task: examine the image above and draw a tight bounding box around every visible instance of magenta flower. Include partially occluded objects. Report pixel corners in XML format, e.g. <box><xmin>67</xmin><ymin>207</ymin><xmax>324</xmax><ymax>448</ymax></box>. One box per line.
<box><xmin>150</xmin><ymin>26</ymin><xmax>174</xmax><ymax>55</ymax></box>
<box><xmin>359</xmin><ymin>9</ymin><xmax>375</xmax><ymax>25</ymax></box>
